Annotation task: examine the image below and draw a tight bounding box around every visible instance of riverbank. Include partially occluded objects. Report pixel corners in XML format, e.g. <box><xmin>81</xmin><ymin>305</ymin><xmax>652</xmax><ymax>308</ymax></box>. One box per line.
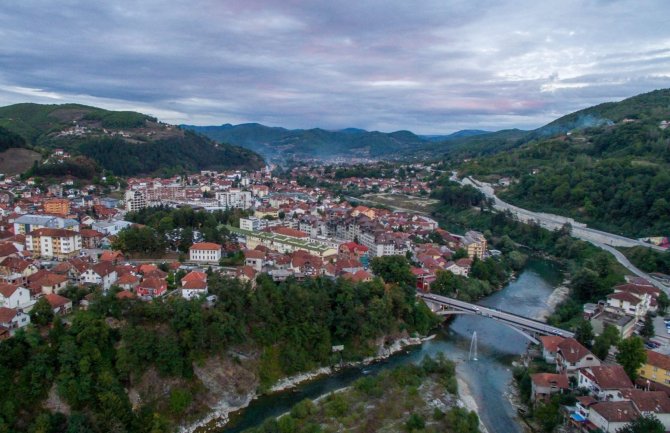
<box><xmin>535</xmin><ymin>278</ymin><xmax>571</xmax><ymax>321</ymax></box>
<box><xmin>182</xmin><ymin>336</ymin><xmax>426</xmax><ymax>433</ymax></box>
<box><xmin>456</xmin><ymin>376</ymin><xmax>490</xmax><ymax>433</ymax></box>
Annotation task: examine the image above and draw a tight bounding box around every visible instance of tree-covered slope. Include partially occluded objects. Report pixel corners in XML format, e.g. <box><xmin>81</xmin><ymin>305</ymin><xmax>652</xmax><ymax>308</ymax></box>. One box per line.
<box><xmin>459</xmin><ymin>88</ymin><xmax>670</xmax><ymax>237</ymax></box>
<box><xmin>0</xmin><ymin>103</ymin><xmax>264</xmax><ymax>176</ymax></box>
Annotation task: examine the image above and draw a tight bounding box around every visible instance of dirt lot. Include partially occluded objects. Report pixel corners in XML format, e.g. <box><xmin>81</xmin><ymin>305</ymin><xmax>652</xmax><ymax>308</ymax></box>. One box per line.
<box><xmin>360</xmin><ymin>193</ymin><xmax>440</xmax><ymax>214</ymax></box>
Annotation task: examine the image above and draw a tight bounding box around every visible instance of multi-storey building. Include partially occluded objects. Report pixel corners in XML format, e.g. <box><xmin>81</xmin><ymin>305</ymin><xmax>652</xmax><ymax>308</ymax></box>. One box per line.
<box><xmin>216</xmin><ymin>189</ymin><xmax>252</xmax><ymax>210</ymax></box>
<box><xmin>124</xmin><ymin>189</ymin><xmax>147</xmax><ymax>212</ymax></box>
<box><xmin>44</xmin><ymin>198</ymin><xmax>71</xmax><ymax>216</ymax></box>
<box><xmin>189</xmin><ymin>242</ymin><xmax>222</xmax><ymax>263</ymax></box>
<box><xmin>13</xmin><ymin>214</ymin><xmax>79</xmax><ymax>234</ymax></box>
<box><xmin>25</xmin><ymin>228</ymin><xmax>82</xmax><ymax>260</ymax></box>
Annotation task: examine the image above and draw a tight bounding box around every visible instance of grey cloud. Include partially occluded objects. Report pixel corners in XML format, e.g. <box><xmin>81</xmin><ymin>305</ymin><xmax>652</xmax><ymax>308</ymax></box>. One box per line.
<box><xmin>0</xmin><ymin>0</ymin><xmax>669</xmax><ymax>134</ymax></box>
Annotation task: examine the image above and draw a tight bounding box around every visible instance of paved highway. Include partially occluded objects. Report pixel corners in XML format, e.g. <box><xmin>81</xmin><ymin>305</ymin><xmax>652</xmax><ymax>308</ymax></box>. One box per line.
<box><xmin>418</xmin><ymin>292</ymin><xmax>575</xmax><ymax>338</ymax></box>
<box><xmin>457</xmin><ymin>175</ymin><xmax>669</xmax><ymax>292</ymax></box>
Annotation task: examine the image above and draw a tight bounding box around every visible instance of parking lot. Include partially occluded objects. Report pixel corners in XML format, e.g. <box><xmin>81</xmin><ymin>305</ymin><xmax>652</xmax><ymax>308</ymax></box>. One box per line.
<box><xmin>650</xmin><ymin>315</ymin><xmax>670</xmax><ymax>355</ymax></box>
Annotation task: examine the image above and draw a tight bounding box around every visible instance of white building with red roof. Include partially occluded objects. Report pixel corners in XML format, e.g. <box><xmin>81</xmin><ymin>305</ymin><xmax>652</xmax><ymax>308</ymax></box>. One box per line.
<box><xmin>189</xmin><ymin>242</ymin><xmax>222</xmax><ymax>263</ymax></box>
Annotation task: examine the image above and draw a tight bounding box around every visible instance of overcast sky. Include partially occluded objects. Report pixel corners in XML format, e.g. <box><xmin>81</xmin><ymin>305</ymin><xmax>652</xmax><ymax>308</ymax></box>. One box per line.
<box><xmin>1</xmin><ymin>1</ymin><xmax>669</xmax><ymax>134</ymax></box>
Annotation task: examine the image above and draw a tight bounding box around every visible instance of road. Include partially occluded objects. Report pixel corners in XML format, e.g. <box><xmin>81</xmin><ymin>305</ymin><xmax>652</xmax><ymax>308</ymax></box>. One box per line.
<box><xmin>418</xmin><ymin>292</ymin><xmax>575</xmax><ymax>338</ymax></box>
<box><xmin>457</xmin><ymin>175</ymin><xmax>669</xmax><ymax>292</ymax></box>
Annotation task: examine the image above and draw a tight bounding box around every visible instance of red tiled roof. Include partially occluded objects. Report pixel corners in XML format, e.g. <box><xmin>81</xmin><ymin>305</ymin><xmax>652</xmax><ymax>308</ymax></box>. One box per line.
<box><xmin>45</xmin><ymin>293</ymin><xmax>71</xmax><ymax>308</ymax></box>
<box><xmin>182</xmin><ymin>279</ymin><xmax>207</xmax><ymax>290</ymax></box>
<box><xmin>0</xmin><ymin>307</ymin><xmax>17</xmax><ymax>323</ymax></box>
<box><xmin>646</xmin><ymin>350</ymin><xmax>670</xmax><ymax>371</ymax></box>
<box><xmin>28</xmin><ymin>228</ymin><xmax>79</xmax><ymax>238</ymax></box>
<box><xmin>190</xmin><ymin>242</ymin><xmax>222</xmax><ymax>251</ymax></box>
<box><xmin>581</xmin><ymin>365</ymin><xmax>633</xmax><ymax>390</ymax></box>
<box><xmin>607</xmin><ymin>291</ymin><xmax>642</xmax><ymax>305</ymax></box>
<box><xmin>0</xmin><ymin>283</ymin><xmax>20</xmax><ymax>298</ymax></box>
<box><xmin>539</xmin><ymin>335</ymin><xmax>565</xmax><ymax>353</ymax></box>
<box><xmin>557</xmin><ymin>338</ymin><xmax>595</xmax><ymax>364</ymax></box>
<box><xmin>530</xmin><ymin>373</ymin><xmax>569</xmax><ymax>389</ymax></box>
<box><xmin>590</xmin><ymin>401</ymin><xmax>639</xmax><ymax>423</ymax></box>
<box><xmin>620</xmin><ymin>389</ymin><xmax>670</xmax><ymax>413</ymax></box>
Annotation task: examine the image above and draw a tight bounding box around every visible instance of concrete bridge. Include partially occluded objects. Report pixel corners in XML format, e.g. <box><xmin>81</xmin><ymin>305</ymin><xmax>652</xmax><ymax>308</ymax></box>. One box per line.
<box><xmin>418</xmin><ymin>292</ymin><xmax>574</xmax><ymax>344</ymax></box>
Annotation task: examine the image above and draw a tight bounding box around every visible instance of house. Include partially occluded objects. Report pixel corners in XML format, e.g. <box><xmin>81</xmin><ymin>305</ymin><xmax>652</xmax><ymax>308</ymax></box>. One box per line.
<box><xmin>116</xmin><ymin>273</ymin><xmax>140</xmax><ymax>291</ymax></box>
<box><xmin>29</xmin><ymin>272</ymin><xmax>68</xmax><ymax>295</ymax></box>
<box><xmin>606</xmin><ymin>292</ymin><xmax>649</xmax><ymax>319</ymax></box>
<box><xmin>0</xmin><ymin>306</ymin><xmax>30</xmax><ymax>336</ymax></box>
<box><xmin>189</xmin><ymin>242</ymin><xmax>222</xmax><ymax>263</ymax></box>
<box><xmin>461</xmin><ymin>231</ymin><xmax>487</xmax><ymax>259</ymax></box>
<box><xmin>619</xmin><ymin>389</ymin><xmax>670</xmax><ymax>430</ymax></box>
<box><xmin>556</xmin><ymin>338</ymin><xmax>601</xmax><ymax>376</ymax></box>
<box><xmin>587</xmin><ymin>401</ymin><xmax>639</xmax><ymax>433</ymax></box>
<box><xmin>79</xmin><ymin>229</ymin><xmax>105</xmax><ymax>249</ymax></box>
<box><xmin>539</xmin><ymin>335</ymin><xmax>565</xmax><ymax>363</ymax></box>
<box><xmin>181</xmin><ymin>279</ymin><xmax>208</xmax><ymax>300</ymax></box>
<box><xmin>80</xmin><ymin>262</ymin><xmax>118</xmax><ymax>291</ymax></box>
<box><xmin>99</xmin><ymin>250</ymin><xmax>125</xmax><ymax>263</ymax></box>
<box><xmin>136</xmin><ymin>277</ymin><xmax>167</xmax><ymax>298</ymax></box>
<box><xmin>590</xmin><ymin>310</ymin><xmax>636</xmax><ymax>339</ymax></box>
<box><xmin>0</xmin><ymin>283</ymin><xmax>33</xmax><ymax>310</ymax></box>
<box><xmin>577</xmin><ymin>365</ymin><xmax>633</xmax><ymax>401</ymax></box>
<box><xmin>530</xmin><ymin>373</ymin><xmax>569</xmax><ymax>403</ymax></box>
<box><xmin>45</xmin><ymin>293</ymin><xmax>73</xmax><ymax>315</ymax></box>
<box><xmin>639</xmin><ymin>350</ymin><xmax>670</xmax><ymax>387</ymax></box>
<box><xmin>244</xmin><ymin>249</ymin><xmax>265</xmax><ymax>272</ymax></box>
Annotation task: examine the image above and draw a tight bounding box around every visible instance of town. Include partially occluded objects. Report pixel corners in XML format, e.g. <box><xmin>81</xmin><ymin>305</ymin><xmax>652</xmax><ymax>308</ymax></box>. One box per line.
<box><xmin>0</xmin><ymin>161</ymin><xmax>669</xmax><ymax>433</ymax></box>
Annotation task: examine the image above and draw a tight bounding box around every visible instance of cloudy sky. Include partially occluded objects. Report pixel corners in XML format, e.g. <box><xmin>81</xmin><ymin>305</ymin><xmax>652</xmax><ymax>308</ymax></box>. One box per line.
<box><xmin>1</xmin><ymin>0</ymin><xmax>669</xmax><ymax>134</ymax></box>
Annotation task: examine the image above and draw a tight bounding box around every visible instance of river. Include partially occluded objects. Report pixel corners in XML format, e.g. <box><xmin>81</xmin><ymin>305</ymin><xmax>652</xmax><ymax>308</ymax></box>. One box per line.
<box><xmin>219</xmin><ymin>259</ymin><xmax>563</xmax><ymax>433</ymax></box>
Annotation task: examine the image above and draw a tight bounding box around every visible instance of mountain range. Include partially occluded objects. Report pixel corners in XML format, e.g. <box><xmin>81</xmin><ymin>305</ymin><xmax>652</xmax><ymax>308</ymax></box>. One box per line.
<box><xmin>0</xmin><ymin>103</ymin><xmax>264</xmax><ymax>177</ymax></box>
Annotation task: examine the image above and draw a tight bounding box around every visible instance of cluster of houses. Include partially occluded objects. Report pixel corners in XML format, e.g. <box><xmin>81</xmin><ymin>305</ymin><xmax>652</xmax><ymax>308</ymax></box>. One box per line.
<box><xmin>525</xmin><ymin>276</ymin><xmax>670</xmax><ymax>432</ymax></box>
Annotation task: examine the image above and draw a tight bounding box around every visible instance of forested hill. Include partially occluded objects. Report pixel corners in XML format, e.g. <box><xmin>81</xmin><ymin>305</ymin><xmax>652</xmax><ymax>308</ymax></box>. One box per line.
<box><xmin>182</xmin><ymin>123</ymin><xmax>491</xmax><ymax>161</ymax></box>
<box><xmin>458</xmin><ymin>88</ymin><xmax>670</xmax><ymax>238</ymax></box>
<box><xmin>0</xmin><ymin>103</ymin><xmax>264</xmax><ymax>177</ymax></box>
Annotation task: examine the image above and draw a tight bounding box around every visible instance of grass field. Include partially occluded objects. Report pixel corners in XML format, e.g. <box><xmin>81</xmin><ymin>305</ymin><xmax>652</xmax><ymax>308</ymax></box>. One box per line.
<box><xmin>0</xmin><ymin>148</ymin><xmax>41</xmax><ymax>176</ymax></box>
<box><xmin>360</xmin><ymin>193</ymin><xmax>440</xmax><ymax>214</ymax></box>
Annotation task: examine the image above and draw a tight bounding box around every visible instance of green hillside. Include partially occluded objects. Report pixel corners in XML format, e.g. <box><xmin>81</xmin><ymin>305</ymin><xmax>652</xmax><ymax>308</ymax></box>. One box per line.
<box><xmin>459</xmin><ymin>88</ymin><xmax>670</xmax><ymax>237</ymax></box>
<box><xmin>0</xmin><ymin>103</ymin><xmax>264</xmax><ymax>177</ymax></box>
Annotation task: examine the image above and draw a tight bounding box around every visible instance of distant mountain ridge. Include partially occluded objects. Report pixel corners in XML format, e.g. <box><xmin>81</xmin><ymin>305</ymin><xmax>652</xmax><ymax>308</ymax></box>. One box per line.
<box><xmin>0</xmin><ymin>103</ymin><xmax>264</xmax><ymax>177</ymax></box>
<box><xmin>182</xmin><ymin>123</ymin><xmax>493</xmax><ymax>161</ymax></box>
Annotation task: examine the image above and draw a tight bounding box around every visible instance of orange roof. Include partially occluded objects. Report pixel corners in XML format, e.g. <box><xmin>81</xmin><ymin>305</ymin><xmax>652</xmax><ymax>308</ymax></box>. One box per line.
<box><xmin>539</xmin><ymin>335</ymin><xmax>565</xmax><ymax>353</ymax></box>
<box><xmin>181</xmin><ymin>271</ymin><xmax>207</xmax><ymax>283</ymax></box>
<box><xmin>530</xmin><ymin>373</ymin><xmax>569</xmax><ymax>389</ymax></box>
<box><xmin>116</xmin><ymin>290</ymin><xmax>135</xmax><ymax>299</ymax></box>
<box><xmin>0</xmin><ymin>283</ymin><xmax>21</xmax><ymax>298</ymax></box>
<box><xmin>190</xmin><ymin>242</ymin><xmax>222</xmax><ymax>251</ymax></box>
<box><xmin>28</xmin><ymin>228</ymin><xmax>79</xmax><ymax>238</ymax></box>
<box><xmin>45</xmin><ymin>293</ymin><xmax>71</xmax><ymax>308</ymax></box>
<box><xmin>646</xmin><ymin>350</ymin><xmax>670</xmax><ymax>371</ymax></box>
<box><xmin>268</xmin><ymin>226</ymin><xmax>308</xmax><ymax>238</ymax></box>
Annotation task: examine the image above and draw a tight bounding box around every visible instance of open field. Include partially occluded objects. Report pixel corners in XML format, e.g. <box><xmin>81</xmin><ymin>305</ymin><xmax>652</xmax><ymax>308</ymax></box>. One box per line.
<box><xmin>358</xmin><ymin>193</ymin><xmax>440</xmax><ymax>214</ymax></box>
<box><xmin>0</xmin><ymin>148</ymin><xmax>41</xmax><ymax>176</ymax></box>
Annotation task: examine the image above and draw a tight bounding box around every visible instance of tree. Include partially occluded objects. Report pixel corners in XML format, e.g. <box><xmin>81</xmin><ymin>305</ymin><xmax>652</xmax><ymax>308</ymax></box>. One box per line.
<box><xmin>30</xmin><ymin>297</ymin><xmax>54</xmax><ymax>326</ymax></box>
<box><xmin>658</xmin><ymin>291</ymin><xmax>670</xmax><ymax>315</ymax></box>
<box><xmin>639</xmin><ymin>314</ymin><xmax>655</xmax><ymax>339</ymax></box>
<box><xmin>616</xmin><ymin>336</ymin><xmax>647</xmax><ymax>381</ymax></box>
<box><xmin>574</xmin><ymin>320</ymin><xmax>594</xmax><ymax>348</ymax></box>
<box><xmin>593</xmin><ymin>325</ymin><xmax>620</xmax><ymax>360</ymax></box>
<box><xmin>616</xmin><ymin>414</ymin><xmax>664</xmax><ymax>433</ymax></box>
<box><xmin>370</xmin><ymin>256</ymin><xmax>416</xmax><ymax>288</ymax></box>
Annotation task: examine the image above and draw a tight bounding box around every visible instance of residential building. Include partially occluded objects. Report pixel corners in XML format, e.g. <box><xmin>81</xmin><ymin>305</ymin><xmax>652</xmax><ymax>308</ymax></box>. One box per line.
<box><xmin>530</xmin><ymin>373</ymin><xmax>569</xmax><ymax>403</ymax></box>
<box><xmin>13</xmin><ymin>214</ymin><xmax>79</xmax><ymax>234</ymax></box>
<box><xmin>606</xmin><ymin>291</ymin><xmax>650</xmax><ymax>319</ymax></box>
<box><xmin>461</xmin><ymin>230</ymin><xmax>487</xmax><ymax>259</ymax></box>
<box><xmin>590</xmin><ymin>310</ymin><xmax>636</xmax><ymax>339</ymax></box>
<box><xmin>189</xmin><ymin>242</ymin><xmax>222</xmax><ymax>263</ymax></box>
<box><xmin>136</xmin><ymin>277</ymin><xmax>167</xmax><ymax>298</ymax></box>
<box><xmin>45</xmin><ymin>293</ymin><xmax>73</xmax><ymax>315</ymax></box>
<box><xmin>0</xmin><ymin>307</ymin><xmax>30</xmax><ymax>336</ymax></box>
<box><xmin>124</xmin><ymin>189</ymin><xmax>147</xmax><ymax>212</ymax></box>
<box><xmin>587</xmin><ymin>401</ymin><xmax>639</xmax><ymax>433</ymax></box>
<box><xmin>556</xmin><ymin>338</ymin><xmax>600</xmax><ymax>376</ymax></box>
<box><xmin>25</xmin><ymin>228</ymin><xmax>82</xmax><ymax>260</ymax></box>
<box><xmin>539</xmin><ymin>335</ymin><xmax>565</xmax><ymax>364</ymax></box>
<box><xmin>0</xmin><ymin>284</ymin><xmax>32</xmax><ymax>310</ymax></box>
<box><xmin>80</xmin><ymin>262</ymin><xmax>118</xmax><ymax>291</ymax></box>
<box><xmin>216</xmin><ymin>189</ymin><xmax>252</xmax><ymax>210</ymax></box>
<box><xmin>639</xmin><ymin>350</ymin><xmax>670</xmax><ymax>387</ymax></box>
<box><xmin>577</xmin><ymin>365</ymin><xmax>633</xmax><ymax>401</ymax></box>
<box><xmin>44</xmin><ymin>199</ymin><xmax>71</xmax><ymax>216</ymax></box>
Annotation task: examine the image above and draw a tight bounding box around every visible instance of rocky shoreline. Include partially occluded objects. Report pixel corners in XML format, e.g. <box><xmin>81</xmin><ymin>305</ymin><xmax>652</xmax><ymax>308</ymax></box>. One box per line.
<box><xmin>181</xmin><ymin>336</ymin><xmax>425</xmax><ymax>433</ymax></box>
